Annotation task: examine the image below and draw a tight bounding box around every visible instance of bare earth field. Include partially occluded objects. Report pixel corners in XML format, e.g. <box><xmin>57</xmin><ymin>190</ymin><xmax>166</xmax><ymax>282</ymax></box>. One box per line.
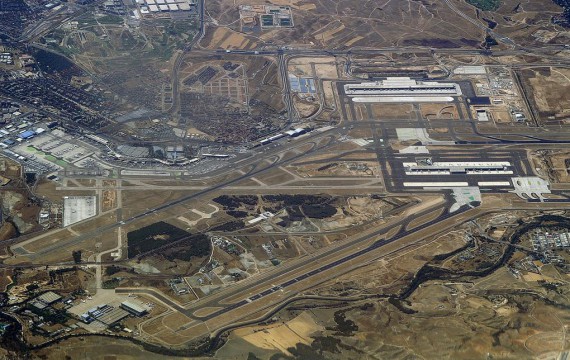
<box><xmin>203</xmin><ymin>0</ymin><xmax>567</xmax><ymax>50</ymax></box>
<box><xmin>520</xmin><ymin>67</ymin><xmax>570</xmax><ymax>124</ymax></box>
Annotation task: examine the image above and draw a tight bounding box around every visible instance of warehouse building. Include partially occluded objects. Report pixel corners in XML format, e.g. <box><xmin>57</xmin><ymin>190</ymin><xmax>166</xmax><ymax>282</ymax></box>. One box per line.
<box><xmin>29</xmin><ymin>291</ymin><xmax>62</xmax><ymax>310</ymax></box>
<box><xmin>120</xmin><ymin>300</ymin><xmax>148</xmax><ymax>316</ymax></box>
<box><xmin>97</xmin><ymin>307</ymin><xmax>130</xmax><ymax>326</ymax></box>
<box><xmin>81</xmin><ymin>304</ymin><xmax>129</xmax><ymax>326</ymax></box>
<box><xmin>36</xmin><ymin>291</ymin><xmax>62</xmax><ymax>305</ymax></box>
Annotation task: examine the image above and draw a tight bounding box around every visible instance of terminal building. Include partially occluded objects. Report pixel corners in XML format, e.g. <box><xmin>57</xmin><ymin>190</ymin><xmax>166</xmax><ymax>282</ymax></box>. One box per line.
<box><xmin>344</xmin><ymin>77</ymin><xmax>462</xmax><ymax>103</ymax></box>
<box><xmin>403</xmin><ymin>161</ymin><xmax>513</xmax><ymax>175</ymax></box>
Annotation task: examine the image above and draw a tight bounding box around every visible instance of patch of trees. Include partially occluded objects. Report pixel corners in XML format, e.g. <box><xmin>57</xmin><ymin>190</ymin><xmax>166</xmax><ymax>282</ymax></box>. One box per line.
<box><xmin>127</xmin><ymin>221</ymin><xmax>190</xmax><ymax>258</ymax></box>
<box><xmin>301</xmin><ymin>204</ymin><xmax>337</xmax><ymax>219</ymax></box>
<box><xmin>483</xmin><ymin>35</ymin><xmax>499</xmax><ymax>48</ymax></box>
<box><xmin>282</xmin><ymin>204</ymin><xmax>337</xmax><ymax>221</ymax></box>
<box><xmin>331</xmin><ymin>311</ymin><xmax>358</xmax><ymax>336</ymax></box>
<box><xmin>26</xmin><ymin>284</ymin><xmax>39</xmax><ymax>292</ymax></box>
<box><xmin>213</xmin><ymin>195</ymin><xmax>258</xmax><ymax>209</ymax></box>
<box><xmin>465</xmin><ymin>0</ymin><xmax>501</xmax><ymax>11</ymax></box>
<box><xmin>105</xmin><ymin>266</ymin><xmax>125</xmax><ymax>276</ymax></box>
<box><xmin>102</xmin><ymin>278</ymin><xmax>120</xmax><ymax>289</ymax></box>
<box><xmin>26</xmin><ymin>305</ymin><xmax>68</xmax><ymax>324</ymax></box>
<box><xmin>25</xmin><ymin>172</ymin><xmax>36</xmax><ymax>185</ymax></box>
<box><xmin>388</xmin><ymin>297</ymin><xmax>417</xmax><ymax>315</ymax></box>
<box><xmin>286</xmin><ymin>206</ymin><xmax>305</xmax><ymax>221</ymax></box>
<box><xmin>552</xmin><ymin>0</ymin><xmax>570</xmax><ymax>27</ymax></box>
<box><xmin>317</xmin><ymin>163</ymin><xmax>338</xmax><ymax>171</ymax></box>
<box><xmin>72</xmin><ymin>250</ymin><xmax>82</xmax><ymax>263</ymax></box>
<box><xmin>163</xmin><ymin>234</ymin><xmax>211</xmax><ymax>261</ymax></box>
<box><xmin>262</xmin><ymin>194</ymin><xmax>331</xmax><ymax>206</ymax></box>
<box><xmin>210</xmin><ymin>220</ymin><xmax>245</xmax><ymax>232</ymax></box>
<box><xmin>226</xmin><ymin>210</ymin><xmax>248</xmax><ymax>219</ymax></box>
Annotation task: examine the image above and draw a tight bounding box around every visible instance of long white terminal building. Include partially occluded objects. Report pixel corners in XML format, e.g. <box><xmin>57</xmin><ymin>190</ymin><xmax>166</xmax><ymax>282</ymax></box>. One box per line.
<box><xmin>344</xmin><ymin>77</ymin><xmax>462</xmax><ymax>103</ymax></box>
<box><xmin>403</xmin><ymin>161</ymin><xmax>513</xmax><ymax>175</ymax></box>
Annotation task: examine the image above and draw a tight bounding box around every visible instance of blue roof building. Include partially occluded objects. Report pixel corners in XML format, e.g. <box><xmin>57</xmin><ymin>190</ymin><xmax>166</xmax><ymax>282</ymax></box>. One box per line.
<box><xmin>19</xmin><ymin>130</ymin><xmax>35</xmax><ymax>139</ymax></box>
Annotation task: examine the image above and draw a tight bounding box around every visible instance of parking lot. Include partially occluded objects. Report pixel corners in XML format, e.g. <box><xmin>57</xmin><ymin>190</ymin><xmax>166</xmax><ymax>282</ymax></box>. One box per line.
<box><xmin>63</xmin><ymin>196</ymin><xmax>97</xmax><ymax>227</ymax></box>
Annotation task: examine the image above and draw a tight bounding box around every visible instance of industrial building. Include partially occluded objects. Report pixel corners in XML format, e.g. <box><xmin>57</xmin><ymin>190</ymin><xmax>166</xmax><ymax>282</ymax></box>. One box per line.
<box><xmin>81</xmin><ymin>304</ymin><xmax>130</xmax><ymax>326</ymax></box>
<box><xmin>29</xmin><ymin>291</ymin><xmax>62</xmax><ymax>310</ymax></box>
<box><xmin>289</xmin><ymin>75</ymin><xmax>316</xmax><ymax>94</ymax></box>
<box><xmin>258</xmin><ymin>128</ymin><xmax>309</xmax><ymax>145</ymax></box>
<box><xmin>18</xmin><ymin>130</ymin><xmax>35</xmax><ymax>140</ymax></box>
<box><xmin>239</xmin><ymin>5</ymin><xmax>294</xmax><ymax>29</ymax></box>
<box><xmin>344</xmin><ymin>77</ymin><xmax>462</xmax><ymax>103</ymax></box>
<box><xmin>120</xmin><ymin>300</ymin><xmax>148</xmax><ymax>316</ymax></box>
<box><xmin>140</xmin><ymin>0</ymin><xmax>194</xmax><ymax>14</ymax></box>
<box><xmin>36</xmin><ymin>291</ymin><xmax>62</xmax><ymax>305</ymax></box>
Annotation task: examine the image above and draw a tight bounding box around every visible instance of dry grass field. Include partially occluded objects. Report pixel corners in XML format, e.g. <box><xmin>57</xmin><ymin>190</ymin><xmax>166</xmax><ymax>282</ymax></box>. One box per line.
<box><xmin>203</xmin><ymin>0</ymin><xmax>567</xmax><ymax>51</ymax></box>
<box><xmin>520</xmin><ymin>67</ymin><xmax>570</xmax><ymax>124</ymax></box>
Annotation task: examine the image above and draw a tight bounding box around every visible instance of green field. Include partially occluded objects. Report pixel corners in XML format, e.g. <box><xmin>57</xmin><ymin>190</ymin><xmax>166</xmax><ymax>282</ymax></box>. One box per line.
<box><xmin>26</xmin><ymin>146</ymin><xmax>69</xmax><ymax>167</ymax></box>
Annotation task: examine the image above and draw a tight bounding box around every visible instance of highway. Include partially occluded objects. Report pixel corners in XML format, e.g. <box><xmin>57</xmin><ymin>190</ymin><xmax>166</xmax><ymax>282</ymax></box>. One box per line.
<box><xmin>441</xmin><ymin>0</ymin><xmax>515</xmax><ymax>47</ymax></box>
<box><xmin>167</xmin><ymin>0</ymin><xmax>205</xmax><ymax>115</ymax></box>
<box><xmin>277</xmin><ymin>49</ymin><xmax>295</xmax><ymax>126</ymax></box>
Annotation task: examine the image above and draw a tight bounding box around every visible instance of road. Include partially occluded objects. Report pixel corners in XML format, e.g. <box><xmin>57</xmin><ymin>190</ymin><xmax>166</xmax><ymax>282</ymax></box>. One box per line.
<box><xmin>167</xmin><ymin>0</ymin><xmax>205</xmax><ymax>115</ymax></box>
<box><xmin>277</xmin><ymin>49</ymin><xmax>295</xmax><ymax>126</ymax></box>
<box><xmin>441</xmin><ymin>0</ymin><xmax>515</xmax><ymax>47</ymax></box>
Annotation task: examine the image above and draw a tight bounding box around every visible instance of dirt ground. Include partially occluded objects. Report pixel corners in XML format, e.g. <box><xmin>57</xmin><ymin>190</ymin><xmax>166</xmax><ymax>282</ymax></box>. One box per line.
<box><xmin>420</xmin><ymin>103</ymin><xmax>459</xmax><ymax>119</ymax></box>
<box><xmin>521</xmin><ymin>67</ymin><xmax>570</xmax><ymax>123</ymax></box>
<box><xmin>289</xmin><ymin>161</ymin><xmax>380</xmax><ymax>178</ymax></box>
<box><xmin>532</xmin><ymin>150</ymin><xmax>570</xmax><ymax>183</ymax></box>
<box><xmin>202</xmin><ymin>0</ymin><xmax>569</xmax><ymax>52</ymax></box>
<box><xmin>31</xmin><ymin>336</ymin><xmax>202</xmax><ymax>360</ymax></box>
<box><xmin>219</xmin><ymin>311</ymin><xmax>323</xmax><ymax>357</ymax></box>
<box><xmin>366</xmin><ymin>103</ymin><xmax>414</xmax><ymax>119</ymax></box>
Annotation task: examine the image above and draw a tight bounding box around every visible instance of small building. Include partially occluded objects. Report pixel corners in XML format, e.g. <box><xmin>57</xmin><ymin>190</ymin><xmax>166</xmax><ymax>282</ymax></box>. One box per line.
<box><xmin>29</xmin><ymin>300</ymin><xmax>48</xmax><ymax>310</ymax></box>
<box><xmin>80</xmin><ymin>313</ymin><xmax>92</xmax><ymax>323</ymax></box>
<box><xmin>120</xmin><ymin>301</ymin><xmax>148</xmax><ymax>316</ymax></box>
<box><xmin>476</xmin><ymin>110</ymin><xmax>489</xmax><ymax>122</ymax></box>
